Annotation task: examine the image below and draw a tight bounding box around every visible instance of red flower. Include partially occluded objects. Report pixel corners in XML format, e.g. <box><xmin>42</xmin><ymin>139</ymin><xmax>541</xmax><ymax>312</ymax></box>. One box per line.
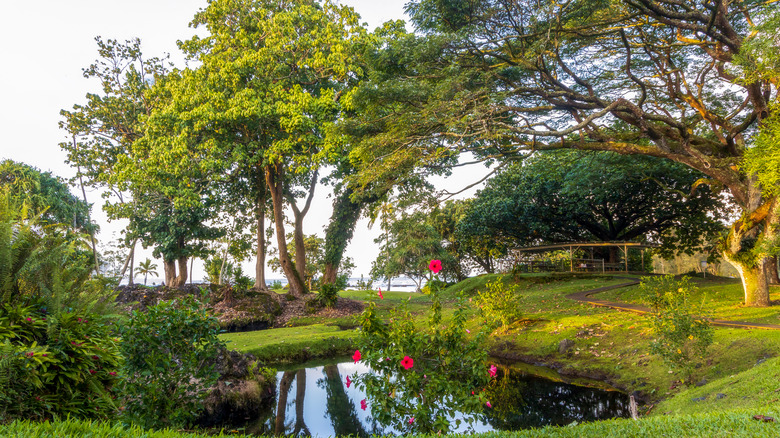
<box><xmin>488</xmin><ymin>364</ymin><xmax>497</xmax><ymax>378</ymax></box>
<box><xmin>360</xmin><ymin>399</ymin><xmax>367</xmax><ymax>410</ymax></box>
<box><xmin>378</xmin><ymin>288</ymin><xmax>384</xmax><ymax>299</ymax></box>
<box><xmin>408</xmin><ymin>417</ymin><xmax>415</xmax><ymax>425</ymax></box>
<box><xmin>486</xmin><ymin>401</ymin><xmax>492</xmax><ymax>408</ymax></box>
<box><xmin>89</xmin><ymin>370</ymin><xmax>96</xmax><ymax>374</ymax></box>
<box><xmin>428</xmin><ymin>259</ymin><xmax>442</xmax><ymax>274</ymax></box>
<box><xmin>26</xmin><ymin>352</ymin><xmax>34</xmax><ymax>357</ymax></box>
<box><xmin>352</xmin><ymin>350</ymin><xmax>361</xmax><ymax>363</ymax></box>
<box><xmin>346</xmin><ymin>375</ymin><xmax>352</xmax><ymax>388</ymax></box>
<box><xmin>26</xmin><ymin>317</ymin><xmax>32</xmax><ymax>322</ymax></box>
<box><xmin>92</xmin><ymin>355</ymin><xmax>100</xmax><ymax>360</ymax></box>
<box><xmin>108</xmin><ymin>372</ymin><xmax>117</xmax><ymax>376</ymax></box>
<box><xmin>401</xmin><ymin>356</ymin><xmax>414</xmax><ymax>370</ymax></box>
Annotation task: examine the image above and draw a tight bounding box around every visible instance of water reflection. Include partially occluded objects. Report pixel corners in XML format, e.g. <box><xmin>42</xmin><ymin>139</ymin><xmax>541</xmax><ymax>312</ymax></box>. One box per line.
<box><xmin>235</xmin><ymin>361</ymin><xmax>629</xmax><ymax>437</ymax></box>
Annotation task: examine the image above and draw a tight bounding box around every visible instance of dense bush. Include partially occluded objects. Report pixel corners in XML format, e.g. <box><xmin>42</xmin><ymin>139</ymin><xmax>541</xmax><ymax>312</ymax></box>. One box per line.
<box><xmin>0</xmin><ymin>299</ymin><xmax>121</xmax><ymax>422</ymax></box>
<box><xmin>118</xmin><ymin>296</ymin><xmax>223</xmax><ymax>429</ymax></box>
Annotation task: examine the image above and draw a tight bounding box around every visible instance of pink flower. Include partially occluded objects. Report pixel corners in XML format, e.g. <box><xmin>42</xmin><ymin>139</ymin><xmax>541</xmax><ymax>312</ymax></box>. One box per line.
<box><xmin>428</xmin><ymin>259</ymin><xmax>442</xmax><ymax>274</ymax></box>
<box><xmin>352</xmin><ymin>350</ymin><xmax>361</xmax><ymax>363</ymax></box>
<box><xmin>465</xmin><ymin>329</ymin><xmax>471</xmax><ymax>334</ymax></box>
<box><xmin>346</xmin><ymin>375</ymin><xmax>352</xmax><ymax>388</ymax></box>
<box><xmin>408</xmin><ymin>417</ymin><xmax>415</xmax><ymax>425</ymax></box>
<box><xmin>360</xmin><ymin>399</ymin><xmax>367</xmax><ymax>410</ymax></box>
<box><xmin>26</xmin><ymin>352</ymin><xmax>34</xmax><ymax>357</ymax></box>
<box><xmin>486</xmin><ymin>401</ymin><xmax>492</xmax><ymax>408</ymax></box>
<box><xmin>488</xmin><ymin>365</ymin><xmax>497</xmax><ymax>378</ymax></box>
<box><xmin>109</xmin><ymin>372</ymin><xmax>117</xmax><ymax>376</ymax></box>
<box><xmin>401</xmin><ymin>356</ymin><xmax>414</xmax><ymax>370</ymax></box>
<box><xmin>378</xmin><ymin>288</ymin><xmax>384</xmax><ymax>299</ymax></box>
<box><xmin>26</xmin><ymin>317</ymin><xmax>32</xmax><ymax>322</ymax></box>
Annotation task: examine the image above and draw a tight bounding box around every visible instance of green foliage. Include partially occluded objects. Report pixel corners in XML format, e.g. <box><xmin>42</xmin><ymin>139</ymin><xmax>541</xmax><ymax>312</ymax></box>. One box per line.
<box><xmin>639</xmin><ymin>275</ymin><xmax>713</xmax><ymax>383</ymax></box>
<box><xmin>462</xmin><ymin>151</ymin><xmax>728</xmax><ymax>258</ymax></box>
<box><xmin>0</xmin><ymin>160</ymin><xmax>96</xmax><ymax>234</ymax></box>
<box><xmin>0</xmin><ymin>299</ymin><xmax>121</xmax><ymax>422</ymax></box>
<box><xmin>475</xmin><ymin>281</ymin><xmax>522</xmax><ymax>331</ymax></box>
<box><xmin>118</xmin><ymin>296</ymin><xmax>223</xmax><ymax>429</ymax></box>
<box><xmin>316</xmin><ymin>283</ymin><xmax>341</xmax><ymax>308</ymax></box>
<box><xmin>354</xmin><ymin>276</ymin><xmax>493</xmax><ymax>434</ymax></box>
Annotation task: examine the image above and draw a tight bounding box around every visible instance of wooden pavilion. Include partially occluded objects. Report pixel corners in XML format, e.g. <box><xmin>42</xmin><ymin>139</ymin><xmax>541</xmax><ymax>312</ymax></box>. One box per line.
<box><xmin>510</xmin><ymin>241</ymin><xmax>659</xmax><ymax>273</ymax></box>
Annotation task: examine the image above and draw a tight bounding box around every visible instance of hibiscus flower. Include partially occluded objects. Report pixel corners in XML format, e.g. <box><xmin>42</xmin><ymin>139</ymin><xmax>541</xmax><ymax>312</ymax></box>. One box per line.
<box><xmin>401</xmin><ymin>355</ymin><xmax>414</xmax><ymax>370</ymax></box>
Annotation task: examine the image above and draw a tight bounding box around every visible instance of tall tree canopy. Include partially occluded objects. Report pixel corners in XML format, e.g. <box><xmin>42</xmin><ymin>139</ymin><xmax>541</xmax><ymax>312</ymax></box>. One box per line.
<box><xmin>461</xmin><ymin>151</ymin><xmax>729</xmax><ymax>260</ymax></box>
<box><xmin>351</xmin><ymin>0</ymin><xmax>779</xmax><ymax>306</ymax></box>
<box><xmin>136</xmin><ymin>0</ymin><xmax>371</xmax><ymax>295</ymax></box>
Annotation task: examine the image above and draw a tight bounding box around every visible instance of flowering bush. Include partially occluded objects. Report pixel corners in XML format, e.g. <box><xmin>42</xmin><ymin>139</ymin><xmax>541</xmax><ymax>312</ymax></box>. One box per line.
<box><xmin>353</xmin><ymin>260</ymin><xmax>495</xmax><ymax>434</ymax></box>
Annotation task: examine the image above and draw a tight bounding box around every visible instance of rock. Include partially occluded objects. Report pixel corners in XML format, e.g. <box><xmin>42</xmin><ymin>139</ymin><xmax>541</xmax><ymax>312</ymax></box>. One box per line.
<box><xmin>691</xmin><ymin>396</ymin><xmax>707</xmax><ymax>402</ymax></box>
<box><xmin>696</xmin><ymin>378</ymin><xmax>708</xmax><ymax>387</ymax></box>
<box><xmin>716</xmin><ymin>393</ymin><xmax>727</xmax><ymax>399</ymax></box>
<box><xmin>558</xmin><ymin>339</ymin><xmax>575</xmax><ymax>354</ymax></box>
<box><xmin>198</xmin><ymin>346</ymin><xmax>276</xmax><ymax>427</ymax></box>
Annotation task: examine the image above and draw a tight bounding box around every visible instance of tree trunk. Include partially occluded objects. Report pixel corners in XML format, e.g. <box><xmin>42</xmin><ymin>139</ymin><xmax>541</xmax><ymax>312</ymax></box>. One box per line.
<box><xmin>255</xmin><ymin>171</ymin><xmax>268</xmax><ymax>290</ymax></box>
<box><xmin>288</xmin><ymin>169</ymin><xmax>318</xmax><ymax>289</ymax></box>
<box><xmin>266</xmin><ymin>163</ymin><xmax>308</xmax><ymax>296</ymax></box>
<box><xmin>164</xmin><ymin>259</ymin><xmax>176</xmax><ymax>287</ymax></box>
<box><xmin>128</xmin><ymin>246</ymin><xmax>135</xmax><ymax>286</ymax></box>
<box><xmin>322</xmin><ymin>188</ymin><xmax>364</xmax><ymax>285</ymax></box>
<box><xmin>769</xmin><ymin>256</ymin><xmax>780</xmax><ymax>285</ymax></box>
<box><xmin>173</xmin><ymin>256</ymin><xmax>188</xmax><ymax>288</ymax></box>
<box><xmin>721</xmin><ymin>188</ymin><xmax>775</xmax><ymax>307</ymax></box>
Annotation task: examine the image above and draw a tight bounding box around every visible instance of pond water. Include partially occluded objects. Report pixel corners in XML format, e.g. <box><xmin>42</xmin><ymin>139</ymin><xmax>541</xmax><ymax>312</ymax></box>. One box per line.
<box><xmin>230</xmin><ymin>360</ymin><xmax>630</xmax><ymax>437</ymax></box>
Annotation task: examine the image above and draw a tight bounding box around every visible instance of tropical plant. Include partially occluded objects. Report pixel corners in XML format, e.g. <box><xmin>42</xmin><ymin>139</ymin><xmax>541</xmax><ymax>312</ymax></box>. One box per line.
<box><xmin>134</xmin><ymin>258</ymin><xmax>158</xmax><ymax>286</ymax></box>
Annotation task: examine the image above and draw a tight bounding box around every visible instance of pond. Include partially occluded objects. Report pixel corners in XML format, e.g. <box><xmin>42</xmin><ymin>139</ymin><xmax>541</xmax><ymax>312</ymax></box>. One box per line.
<box><xmin>230</xmin><ymin>359</ymin><xmax>630</xmax><ymax>437</ymax></box>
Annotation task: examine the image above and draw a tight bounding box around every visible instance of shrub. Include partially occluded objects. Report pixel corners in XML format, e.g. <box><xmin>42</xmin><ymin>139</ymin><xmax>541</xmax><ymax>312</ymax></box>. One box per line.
<box><xmin>639</xmin><ymin>275</ymin><xmax>713</xmax><ymax>383</ymax></box>
<box><xmin>316</xmin><ymin>283</ymin><xmax>340</xmax><ymax>308</ymax></box>
<box><xmin>119</xmin><ymin>296</ymin><xmax>223</xmax><ymax>429</ymax></box>
<box><xmin>353</xmin><ymin>264</ymin><xmax>494</xmax><ymax>434</ymax></box>
<box><xmin>475</xmin><ymin>280</ymin><xmax>522</xmax><ymax>331</ymax></box>
<box><xmin>0</xmin><ymin>299</ymin><xmax>121</xmax><ymax>422</ymax></box>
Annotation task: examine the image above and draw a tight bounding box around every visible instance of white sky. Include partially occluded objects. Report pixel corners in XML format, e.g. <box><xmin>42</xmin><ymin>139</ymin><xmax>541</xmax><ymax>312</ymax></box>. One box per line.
<box><xmin>0</xmin><ymin>0</ymin><xmax>490</xmax><ymax>282</ymax></box>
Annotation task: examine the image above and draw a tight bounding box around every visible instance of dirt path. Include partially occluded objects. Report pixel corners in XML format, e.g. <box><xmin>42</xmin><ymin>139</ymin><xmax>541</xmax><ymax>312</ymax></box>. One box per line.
<box><xmin>565</xmin><ymin>276</ymin><xmax>780</xmax><ymax>330</ymax></box>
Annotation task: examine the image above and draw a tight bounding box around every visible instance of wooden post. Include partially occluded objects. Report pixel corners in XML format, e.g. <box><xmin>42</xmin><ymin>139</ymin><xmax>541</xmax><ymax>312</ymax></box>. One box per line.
<box><xmin>625</xmin><ymin>244</ymin><xmax>628</xmax><ymax>272</ymax></box>
<box><xmin>569</xmin><ymin>246</ymin><xmax>573</xmax><ymax>272</ymax></box>
<box><xmin>641</xmin><ymin>249</ymin><xmax>645</xmax><ymax>272</ymax></box>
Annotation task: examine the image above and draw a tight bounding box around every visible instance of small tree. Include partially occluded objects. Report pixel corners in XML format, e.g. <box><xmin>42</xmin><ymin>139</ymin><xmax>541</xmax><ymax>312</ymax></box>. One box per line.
<box><xmin>134</xmin><ymin>258</ymin><xmax>158</xmax><ymax>286</ymax></box>
<box><xmin>639</xmin><ymin>275</ymin><xmax>713</xmax><ymax>384</ymax></box>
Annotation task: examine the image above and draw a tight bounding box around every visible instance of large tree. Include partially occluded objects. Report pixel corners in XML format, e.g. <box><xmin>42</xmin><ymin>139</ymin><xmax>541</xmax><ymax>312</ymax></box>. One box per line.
<box><xmin>60</xmin><ymin>38</ymin><xmax>222</xmax><ymax>287</ymax></box>
<box><xmin>461</xmin><ymin>150</ymin><xmax>729</xmax><ymax>261</ymax></box>
<box><xmin>141</xmin><ymin>0</ymin><xmax>371</xmax><ymax>296</ymax></box>
<box><xmin>352</xmin><ymin>0</ymin><xmax>779</xmax><ymax>306</ymax></box>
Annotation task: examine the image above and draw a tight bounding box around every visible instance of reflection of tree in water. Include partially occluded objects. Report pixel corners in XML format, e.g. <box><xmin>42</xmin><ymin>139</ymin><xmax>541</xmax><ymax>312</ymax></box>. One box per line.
<box><xmin>485</xmin><ymin>369</ymin><xmax>630</xmax><ymax>430</ymax></box>
<box><xmin>319</xmin><ymin>365</ymin><xmax>377</xmax><ymax>437</ymax></box>
<box><xmin>274</xmin><ymin>370</ymin><xmax>296</xmax><ymax>435</ymax></box>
